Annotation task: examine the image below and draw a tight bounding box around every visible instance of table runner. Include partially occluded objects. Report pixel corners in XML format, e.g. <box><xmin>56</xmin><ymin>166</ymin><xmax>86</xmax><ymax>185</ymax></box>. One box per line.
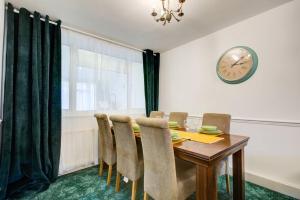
<box><xmin>134</xmin><ymin>131</ymin><xmax>223</xmax><ymax>144</ymax></box>
<box><xmin>176</xmin><ymin>131</ymin><xmax>224</xmax><ymax>144</ymax></box>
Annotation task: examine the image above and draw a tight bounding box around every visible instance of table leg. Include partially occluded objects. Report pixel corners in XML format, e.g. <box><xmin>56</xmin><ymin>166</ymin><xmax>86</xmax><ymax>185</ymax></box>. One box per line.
<box><xmin>196</xmin><ymin>164</ymin><xmax>217</xmax><ymax>200</ymax></box>
<box><xmin>233</xmin><ymin>148</ymin><xmax>245</xmax><ymax>200</ymax></box>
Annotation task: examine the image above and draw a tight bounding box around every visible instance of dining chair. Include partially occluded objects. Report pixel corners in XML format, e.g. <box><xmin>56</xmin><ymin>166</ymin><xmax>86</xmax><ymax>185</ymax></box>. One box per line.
<box><xmin>94</xmin><ymin>113</ymin><xmax>116</xmax><ymax>186</ymax></box>
<box><xmin>202</xmin><ymin>113</ymin><xmax>231</xmax><ymax>193</ymax></box>
<box><xmin>136</xmin><ymin>117</ymin><xmax>196</xmax><ymax>200</ymax></box>
<box><xmin>109</xmin><ymin>115</ymin><xmax>143</xmax><ymax>200</ymax></box>
<box><xmin>149</xmin><ymin>111</ymin><xmax>165</xmax><ymax>118</ymax></box>
<box><xmin>169</xmin><ymin>112</ymin><xmax>188</xmax><ymax>128</ymax></box>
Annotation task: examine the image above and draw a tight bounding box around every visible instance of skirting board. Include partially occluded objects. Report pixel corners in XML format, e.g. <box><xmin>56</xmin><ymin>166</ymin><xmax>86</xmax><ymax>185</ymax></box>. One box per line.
<box><xmin>228</xmin><ymin>168</ymin><xmax>300</xmax><ymax>199</ymax></box>
<box><xmin>59</xmin><ymin>163</ymin><xmax>96</xmax><ymax>176</ymax></box>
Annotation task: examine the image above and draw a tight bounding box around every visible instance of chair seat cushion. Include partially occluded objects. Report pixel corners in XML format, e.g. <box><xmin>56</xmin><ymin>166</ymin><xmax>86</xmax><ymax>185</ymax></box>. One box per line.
<box><xmin>175</xmin><ymin>158</ymin><xmax>196</xmax><ymax>200</ymax></box>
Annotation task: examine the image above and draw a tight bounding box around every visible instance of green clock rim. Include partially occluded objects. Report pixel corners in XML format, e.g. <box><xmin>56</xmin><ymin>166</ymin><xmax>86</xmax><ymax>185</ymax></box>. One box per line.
<box><xmin>216</xmin><ymin>46</ymin><xmax>258</xmax><ymax>84</ymax></box>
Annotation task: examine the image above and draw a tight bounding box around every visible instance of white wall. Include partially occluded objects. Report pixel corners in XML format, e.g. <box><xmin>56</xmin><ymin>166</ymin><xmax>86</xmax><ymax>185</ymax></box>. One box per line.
<box><xmin>160</xmin><ymin>1</ymin><xmax>300</xmax><ymax>198</ymax></box>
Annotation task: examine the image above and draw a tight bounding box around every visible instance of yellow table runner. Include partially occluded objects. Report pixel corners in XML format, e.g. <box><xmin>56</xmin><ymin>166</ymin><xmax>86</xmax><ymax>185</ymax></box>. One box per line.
<box><xmin>134</xmin><ymin>131</ymin><xmax>223</xmax><ymax>144</ymax></box>
<box><xmin>176</xmin><ymin>131</ymin><xmax>224</xmax><ymax>144</ymax></box>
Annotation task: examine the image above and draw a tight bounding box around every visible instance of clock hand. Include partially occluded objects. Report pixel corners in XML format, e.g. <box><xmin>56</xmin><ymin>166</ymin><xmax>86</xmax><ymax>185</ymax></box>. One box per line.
<box><xmin>231</xmin><ymin>56</ymin><xmax>246</xmax><ymax>68</ymax></box>
<box><xmin>237</xmin><ymin>60</ymin><xmax>249</xmax><ymax>66</ymax></box>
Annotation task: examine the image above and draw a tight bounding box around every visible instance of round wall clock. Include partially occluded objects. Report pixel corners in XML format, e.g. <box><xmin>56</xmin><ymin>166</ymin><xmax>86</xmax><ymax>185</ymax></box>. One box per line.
<box><xmin>216</xmin><ymin>46</ymin><xmax>258</xmax><ymax>84</ymax></box>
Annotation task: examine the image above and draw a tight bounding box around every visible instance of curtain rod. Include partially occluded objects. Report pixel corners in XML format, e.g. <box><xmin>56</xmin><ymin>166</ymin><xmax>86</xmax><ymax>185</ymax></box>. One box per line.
<box><xmin>5</xmin><ymin>5</ymin><xmax>158</xmax><ymax>55</ymax></box>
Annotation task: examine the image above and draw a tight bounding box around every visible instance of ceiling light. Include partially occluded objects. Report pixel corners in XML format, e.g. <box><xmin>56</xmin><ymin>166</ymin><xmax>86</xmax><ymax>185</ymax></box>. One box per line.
<box><xmin>151</xmin><ymin>0</ymin><xmax>186</xmax><ymax>26</ymax></box>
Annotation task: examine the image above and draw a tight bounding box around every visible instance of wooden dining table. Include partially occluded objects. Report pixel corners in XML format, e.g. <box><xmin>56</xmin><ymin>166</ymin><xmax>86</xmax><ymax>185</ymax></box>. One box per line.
<box><xmin>112</xmin><ymin>126</ymin><xmax>249</xmax><ymax>200</ymax></box>
<box><xmin>173</xmin><ymin>132</ymin><xmax>249</xmax><ymax>200</ymax></box>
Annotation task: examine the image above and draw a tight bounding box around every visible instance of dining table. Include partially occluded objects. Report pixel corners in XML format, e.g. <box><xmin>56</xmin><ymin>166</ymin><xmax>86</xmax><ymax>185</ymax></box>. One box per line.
<box><xmin>112</xmin><ymin>125</ymin><xmax>249</xmax><ymax>200</ymax></box>
<box><xmin>172</xmin><ymin>130</ymin><xmax>249</xmax><ymax>200</ymax></box>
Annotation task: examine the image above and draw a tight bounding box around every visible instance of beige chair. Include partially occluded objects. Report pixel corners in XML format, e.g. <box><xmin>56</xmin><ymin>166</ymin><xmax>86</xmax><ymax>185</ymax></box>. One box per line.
<box><xmin>136</xmin><ymin>117</ymin><xmax>196</xmax><ymax>200</ymax></box>
<box><xmin>202</xmin><ymin>113</ymin><xmax>231</xmax><ymax>134</ymax></box>
<box><xmin>169</xmin><ymin>112</ymin><xmax>188</xmax><ymax>128</ymax></box>
<box><xmin>94</xmin><ymin>114</ymin><xmax>116</xmax><ymax>186</ymax></box>
<box><xmin>149</xmin><ymin>111</ymin><xmax>165</xmax><ymax>118</ymax></box>
<box><xmin>202</xmin><ymin>113</ymin><xmax>231</xmax><ymax>193</ymax></box>
<box><xmin>109</xmin><ymin>115</ymin><xmax>143</xmax><ymax>200</ymax></box>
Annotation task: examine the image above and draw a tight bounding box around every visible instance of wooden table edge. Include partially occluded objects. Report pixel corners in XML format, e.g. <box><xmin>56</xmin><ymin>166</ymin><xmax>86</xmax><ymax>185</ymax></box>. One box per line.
<box><xmin>174</xmin><ymin>137</ymin><xmax>249</xmax><ymax>165</ymax></box>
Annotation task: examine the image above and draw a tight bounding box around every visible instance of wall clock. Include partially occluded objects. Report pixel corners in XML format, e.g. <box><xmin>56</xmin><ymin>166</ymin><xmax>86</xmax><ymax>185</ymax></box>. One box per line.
<box><xmin>216</xmin><ymin>46</ymin><xmax>258</xmax><ymax>84</ymax></box>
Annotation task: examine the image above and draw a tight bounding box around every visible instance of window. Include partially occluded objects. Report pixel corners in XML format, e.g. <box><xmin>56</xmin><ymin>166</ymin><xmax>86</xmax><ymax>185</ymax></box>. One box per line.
<box><xmin>61</xmin><ymin>45</ymin><xmax>70</xmax><ymax>110</ymax></box>
<box><xmin>61</xmin><ymin>30</ymin><xmax>145</xmax><ymax>115</ymax></box>
<box><xmin>76</xmin><ymin>49</ymin><xmax>97</xmax><ymax>111</ymax></box>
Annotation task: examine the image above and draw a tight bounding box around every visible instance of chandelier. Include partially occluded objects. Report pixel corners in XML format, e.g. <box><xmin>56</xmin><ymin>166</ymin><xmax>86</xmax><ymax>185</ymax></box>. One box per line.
<box><xmin>151</xmin><ymin>0</ymin><xmax>186</xmax><ymax>25</ymax></box>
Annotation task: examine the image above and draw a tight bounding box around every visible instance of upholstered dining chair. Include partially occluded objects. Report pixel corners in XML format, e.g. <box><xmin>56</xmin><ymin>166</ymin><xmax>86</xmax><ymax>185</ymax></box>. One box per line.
<box><xmin>202</xmin><ymin>113</ymin><xmax>231</xmax><ymax>193</ymax></box>
<box><xmin>169</xmin><ymin>112</ymin><xmax>188</xmax><ymax>128</ymax></box>
<box><xmin>136</xmin><ymin>117</ymin><xmax>196</xmax><ymax>200</ymax></box>
<box><xmin>94</xmin><ymin>114</ymin><xmax>116</xmax><ymax>186</ymax></box>
<box><xmin>149</xmin><ymin>111</ymin><xmax>165</xmax><ymax>118</ymax></box>
<box><xmin>109</xmin><ymin>115</ymin><xmax>143</xmax><ymax>200</ymax></box>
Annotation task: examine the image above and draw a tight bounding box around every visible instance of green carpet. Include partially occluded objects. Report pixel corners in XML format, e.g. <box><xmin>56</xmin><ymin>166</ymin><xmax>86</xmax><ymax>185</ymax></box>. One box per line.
<box><xmin>17</xmin><ymin>166</ymin><xmax>296</xmax><ymax>200</ymax></box>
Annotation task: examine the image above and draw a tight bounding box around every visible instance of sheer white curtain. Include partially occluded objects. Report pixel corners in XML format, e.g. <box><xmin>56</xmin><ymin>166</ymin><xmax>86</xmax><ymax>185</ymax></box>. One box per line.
<box><xmin>60</xmin><ymin>29</ymin><xmax>145</xmax><ymax>174</ymax></box>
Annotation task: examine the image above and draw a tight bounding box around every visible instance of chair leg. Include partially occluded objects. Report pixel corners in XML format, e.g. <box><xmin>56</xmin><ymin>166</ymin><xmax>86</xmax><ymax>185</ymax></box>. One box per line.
<box><xmin>99</xmin><ymin>159</ymin><xmax>103</xmax><ymax>176</ymax></box>
<box><xmin>143</xmin><ymin>192</ymin><xmax>148</xmax><ymax>200</ymax></box>
<box><xmin>116</xmin><ymin>172</ymin><xmax>121</xmax><ymax>192</ymax></box>
<box><xmin>225</xmin><ymin>159</ymin><xmax>231</xmax><ymax>193</ymax></box>
<box><xmin>107</xmin><ymin>165</ymin><xmax>113</xmax><ymax>186</ymax></box>
<box><xmin>131</xmin><ymin>180</ymin><xmax>138</xmax><ymax>200</ymax></box>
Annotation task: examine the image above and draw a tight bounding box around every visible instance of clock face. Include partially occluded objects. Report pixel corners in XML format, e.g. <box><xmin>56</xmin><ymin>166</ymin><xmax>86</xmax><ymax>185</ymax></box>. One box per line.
<box><xmin>217</xmin><ymin>46</ymin><xmax>258</xmax><ymax>84</ymax></box>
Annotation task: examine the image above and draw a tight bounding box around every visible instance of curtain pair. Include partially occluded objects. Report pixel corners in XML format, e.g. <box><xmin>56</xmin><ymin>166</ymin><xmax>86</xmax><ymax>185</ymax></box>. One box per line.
<box><xmin>0</xmin><ymin>4</ymin><xmax>61</xmax><ymax>199</ymax></box>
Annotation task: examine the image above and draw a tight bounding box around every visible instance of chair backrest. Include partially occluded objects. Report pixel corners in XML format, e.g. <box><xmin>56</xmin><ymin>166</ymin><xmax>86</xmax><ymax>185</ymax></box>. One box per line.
<box><xmin>136</xmin><ymin>117</ymin><xmax>178</xmax><ymax>200</ymax></box>
<box><xmin>202</xmin><ymin>113</ymin><xmax>231</xmax><ymax>134</ymax></box>
<box><xmin>94</xmin><ymin>113</ymin><xmax>115</xmax><ymax>165</ymax></box>
<box><xmin>169</xmin><ymin>112</ymin><xmax>188</xmax><ymax>128</ymax></box>
<box><xmin>109</xmin><ymin>115</ymin><xmax>139</xmax><ymax>181</ymax></box>
<box><xmin>149</xmin><ymin>111</ymin><xmax>165</xmax><ymax>118</ymax></box>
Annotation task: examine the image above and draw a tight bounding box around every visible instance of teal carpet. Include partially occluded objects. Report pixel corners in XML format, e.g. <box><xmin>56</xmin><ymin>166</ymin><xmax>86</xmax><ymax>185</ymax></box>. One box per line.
<box><xmin>18</xmin><ymin>166</ymin><xmax>296</xmax><ymax>200</ymax></box>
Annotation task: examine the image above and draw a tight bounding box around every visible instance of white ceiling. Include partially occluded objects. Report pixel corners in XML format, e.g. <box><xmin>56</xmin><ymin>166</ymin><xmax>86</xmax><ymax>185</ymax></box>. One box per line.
<box><xmin>7</xmin><ymin>0</ymin><xmax>292</xmax><ymax>52</ymax></box>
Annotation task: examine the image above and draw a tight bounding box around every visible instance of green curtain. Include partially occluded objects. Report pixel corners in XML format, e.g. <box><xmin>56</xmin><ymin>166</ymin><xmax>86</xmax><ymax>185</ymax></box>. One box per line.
<box><xmin>0</xmin><ymin>4</ymin><xmax>62</xmax><ymax>199</ymax></box>
<box><xmin>143</xmin><ymin>49</ymin><xmax>160</xmax><ymax>117</ymax></box>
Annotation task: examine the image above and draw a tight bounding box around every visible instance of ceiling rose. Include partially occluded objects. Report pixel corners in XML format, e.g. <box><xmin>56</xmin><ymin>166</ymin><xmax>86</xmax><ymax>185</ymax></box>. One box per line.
<box><xmin>151</xmin><ymin>0</ymin><xmax>186</xmax><ymax>26</ymax></box>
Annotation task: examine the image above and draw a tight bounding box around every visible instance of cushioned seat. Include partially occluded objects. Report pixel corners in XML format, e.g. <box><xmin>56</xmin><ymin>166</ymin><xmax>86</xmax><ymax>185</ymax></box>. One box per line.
<box><xmin>149</xmin><ymin>111</ymin><xmax>165</xmax><ymax>118</ymax></box>
<box><xmin>110</xmin><ymin>115</ymin><xmax>143</xmax><ymax>200</ymax></box>
<box><xmin>202</xmin><ymin>113</ymin><xmax>231</xmax><ymax>193</ymax></box>
<box><xmin>202</xmin><ymin>113</ymin><xmax>231</xmax><ymax>134</ymax></box>
<box><xmin>94</xmin><ymin>113</ymin><xmax>116</xmax><ymax>186</ymax></box>
<box><xmin>136</xmin><ymin>117</ymin><xmax>196</xmax><ymax>200</ymax></box>
<box><xmin>169</xmin><ymin>112</ymin><xmax>188</xmax><ymax>128</ymax></box>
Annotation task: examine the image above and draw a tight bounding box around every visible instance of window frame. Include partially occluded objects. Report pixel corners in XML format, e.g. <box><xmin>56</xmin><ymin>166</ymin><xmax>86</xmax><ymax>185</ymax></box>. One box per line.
<box><xmin>61</xmin><ymin>44</ymin><xmax>145</xmax><ymax>116</ymax></box>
